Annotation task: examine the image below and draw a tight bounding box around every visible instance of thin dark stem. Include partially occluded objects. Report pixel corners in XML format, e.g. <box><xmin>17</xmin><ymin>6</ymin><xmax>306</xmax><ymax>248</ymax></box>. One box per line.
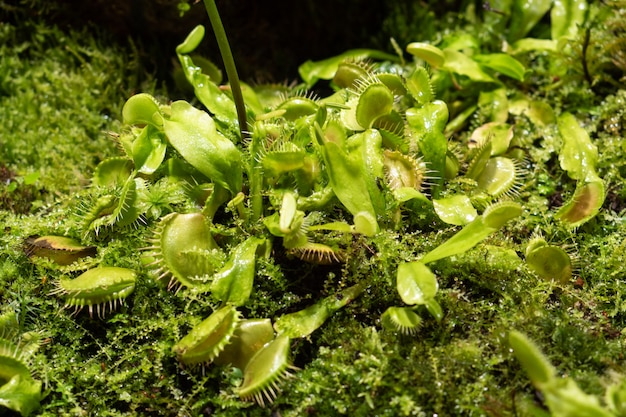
<box><xmin>202</xmin><ymin>0</ymin><xmax>248</xmax><ymax>140</ymax></box>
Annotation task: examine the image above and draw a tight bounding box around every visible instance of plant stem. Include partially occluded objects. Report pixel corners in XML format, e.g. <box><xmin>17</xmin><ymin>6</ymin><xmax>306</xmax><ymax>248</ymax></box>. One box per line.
<box><xmin>202</xmin><ymin>0</ymin><xmax>248</xmax><ymax>140</ymax></box>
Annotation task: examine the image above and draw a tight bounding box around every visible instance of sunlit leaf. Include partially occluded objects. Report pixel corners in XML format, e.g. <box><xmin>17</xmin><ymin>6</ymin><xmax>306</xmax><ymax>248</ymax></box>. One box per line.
<box><xmin>397</xmin><ymin>261</ymin><xmax>438</xmax><ymax>305</ymax></box>
<box><xmin>163</xmin><ymin>100</ymin><xmax>243</xmax><ymax>193</ymax></box>
<box><xmin>474</xmin><ymin>53</ymin><xmax>526</xmax><ymax>81</ymax></box>
<box><xmin>433</xmin><ymin>195</ymin><xmax>477</xmax><ymax>225</ymax></box>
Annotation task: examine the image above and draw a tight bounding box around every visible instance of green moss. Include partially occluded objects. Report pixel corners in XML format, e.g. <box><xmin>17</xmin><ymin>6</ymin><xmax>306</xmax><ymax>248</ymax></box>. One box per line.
<box><xmin>0</xmin><ymin>21</ymin><xmax>154</xmax><ymax>210</ymax></box>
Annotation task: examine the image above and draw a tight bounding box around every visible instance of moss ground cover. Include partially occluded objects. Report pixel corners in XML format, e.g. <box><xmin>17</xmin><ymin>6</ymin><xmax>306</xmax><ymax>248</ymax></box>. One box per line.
<box><xmin>1</xmin><ymin>1</ymin><xmax>626</xmax><ymax>416</ymax></box>
<box><xmin>0</xmin><ymin>20</ymin><xmax>156</xmax><ymax>212</ymax></box>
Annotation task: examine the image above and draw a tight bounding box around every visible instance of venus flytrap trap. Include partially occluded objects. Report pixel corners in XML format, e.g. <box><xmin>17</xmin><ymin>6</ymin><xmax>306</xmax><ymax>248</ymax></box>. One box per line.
<box><xmin>172</xmin><ymin>305</ymin><xmax>241</xmax><ymax>367</ymax></box>
<box><xmin>143</xmin><ymin>212</ymin><xmax>222</xmax><ymax>290</ymax></box>
<box><xmin>525</xmin><ymin>235</ymin><xmax>577</xmax><ymax>284</ymax></box>
<box><xmin>555</xmin><ymin>112</ymin><xmax>605</xmax><ymax>227</ymax></box>
<box><xmin>0</xmin><ymin>311</ymin><xmax>43</xmax><ymax>417</ymax></box>
<box><xmin>24</xmin><ymin>235</ymin><xmax>96</xmax><ymax>267</ymax></box>
<box><xmin>49</xmin><ymin>267</ymin><xmax>137</xmax><ymax>318</ymax></box>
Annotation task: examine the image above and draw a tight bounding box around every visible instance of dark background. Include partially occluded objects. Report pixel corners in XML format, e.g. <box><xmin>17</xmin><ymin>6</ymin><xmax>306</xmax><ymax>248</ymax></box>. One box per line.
<box><xmin>2</xmin><ymin>0</ymin><xmax>465</xmax><ymax>84</ymax></box>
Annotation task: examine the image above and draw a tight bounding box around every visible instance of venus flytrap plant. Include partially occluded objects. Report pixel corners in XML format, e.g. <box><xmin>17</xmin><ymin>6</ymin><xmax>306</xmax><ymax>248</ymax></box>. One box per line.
<box><xmin>170</xmin><ymin>19</ymin><xmax>532</xmax><ymax>359</ymax></box>
<box><xmin>26</xmin><ymin>3</ymin><xmax>570</xmax><ymax>409</ymax></box>
<box><xmin>85</xmin><ymin>37</ymin><xmax>519</xmax><ymax>404</ymax></box>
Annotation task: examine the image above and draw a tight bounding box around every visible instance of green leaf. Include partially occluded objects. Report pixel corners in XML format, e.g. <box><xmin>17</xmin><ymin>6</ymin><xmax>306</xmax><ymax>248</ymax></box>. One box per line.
<box><xmin>509</xmin><ymin>331</ymin><xmax>614</xmax><ymax>417</ymax></box>
<box><xmin>421</xmin><ymin>202</ymin><xmax>521</xmax><ymax>264</ymax></box>
<box><xmin>606</xmin><ymin>379</ymin><xmax>626</xmax><ymax>416</ymax></box>
<box><xmin>23</xmin><ymin>172</ymin><xmax>40</xmax><ymax>186</ymax></box>
<box><xmin>557</xmin><ymin>113</ymin><xmax>599</xmax><ymax>182</ymax></box>
<box><xmin>396</xmin><ymin>261</ymin><xmax>438</xmax><ymax>305</ymax></box>
<box><xmin>392</xmin><ymin>187</ymin><xmax>430</xmax><ymax>203</ymax></box>
<box><xmin>176</xmin><ymin>25</ymin><xmax>205</xmax><ymax>55</ymax></box>
<box><xmin>508</xmin><ymin>330</ymin><xmax>554</xmax><ymax>386</ymax></box>
<box><xmin>211</xmin><ymin>237</ymin><xmax>264</xmax><ymax>306</ymax></box>
<box><xmin>551</xmin><ymin>0</ymin><xmax>588</xmax><ymax>40</ymax></box>
<box><xmin>405</xmin><ymin>100</ymin><xmax>449</xmax><ymax>196</ymax></box>
<box><xmin>474</xmin><ymin>53</ymin><xmax>526</xmax><ymax>81</ymax></box>
<box><xmin>543</xmin><ymin>380</ymin><xmax>615</xmax><ymax>417</ymax></box>
<box><xmin>508</xmin><ymin>0</ymin><xmax>553</xmax><ymax>41</ymax></box>
<box><xmin>274</xmin><ymin>283</ymin><xmax>365</xmax><ymax>338</ymax></box>
<box><xmin>131</xmin><ymin>125</ymin><xmax>167</xmax><ymax>175</ymax></box>
<box><xmin>442</xmin><ymin>50</ymin><xmax>496</xmax><ymax>83</ymax></box>
<box><xmin>406</xmin><ymin>42</ymin><xmax>445</xmax><ymax>67</ymax></box>
<box><xmin>424</xmin><ymin>299</ymin><xmax>443</xmax><ymax>322</ymax></box>
<box><xmin>177</xmin><ymin>54</ymin><xmax>239</xmax><ymax>128</ymax></box>
<box><xmin>175</xmin><ymin>27</ymin><xmax>239</xmax><ymax>127</ymax></box>
<box><xmin>433</xmin><ymin>195</ymin><xmax>477</xmax><ymax>225</ymax></box>
<box><xmin>556</xmin><ymin>112</ymin><xmax>604</xmax><ymax>227</ymax></box>
<box><xmin>314</xmin><ymin>124</ymin><xmax>379</xmax><ymax>235</ymax></box>
<box><xmin>163</xmin><ymin>100</ymin><xmax>243</xmax><ymax>193</ymax></box>
<box><xmin>348</xmin><ymin>129</ymin><xmax>386</xmax><ymax>214</ymax></box>
<box><xmin>511</xmin><ymin>38</ymin><xmax>557</xmax><ymax>53</ymax></box>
